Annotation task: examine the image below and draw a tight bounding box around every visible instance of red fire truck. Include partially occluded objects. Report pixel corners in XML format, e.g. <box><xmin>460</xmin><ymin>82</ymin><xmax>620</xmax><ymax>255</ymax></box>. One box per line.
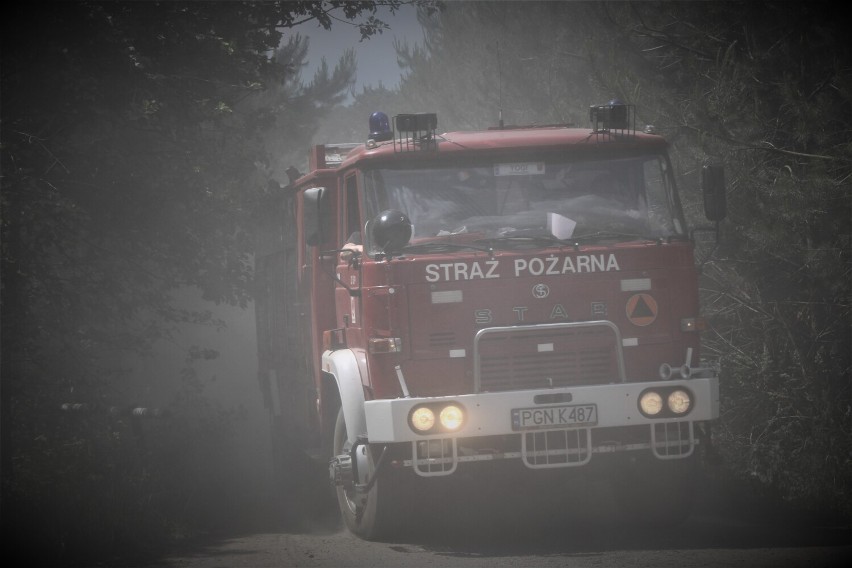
<box><xmin>254</xmin><ymin>102</ymin><xmax>726</xmax><ymax>539</ymax></box>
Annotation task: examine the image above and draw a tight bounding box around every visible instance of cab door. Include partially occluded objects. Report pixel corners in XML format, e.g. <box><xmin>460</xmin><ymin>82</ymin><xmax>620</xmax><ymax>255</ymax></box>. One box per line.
<box><xmin>335</xmin><ymin>172</ymin><xmax>363</xmax><ymax>332</ymax></box>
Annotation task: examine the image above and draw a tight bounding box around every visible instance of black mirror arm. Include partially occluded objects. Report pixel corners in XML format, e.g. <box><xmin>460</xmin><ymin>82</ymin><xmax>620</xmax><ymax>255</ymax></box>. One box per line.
<box><xmin>320</xmin><ymin>248</ymin><xmax>362</xmax><ymax>297</ymax></box>
<box><xmin>690</xmin><ymin>222</ymin><xmax>721</xmax><ymax>273</ymax></box>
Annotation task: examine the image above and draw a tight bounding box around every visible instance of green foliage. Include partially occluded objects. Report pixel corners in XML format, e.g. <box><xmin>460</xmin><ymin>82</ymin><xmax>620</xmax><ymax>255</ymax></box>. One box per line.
<box><xmin>1</xmin><ymin>1</ymin><xmax>421</xmax><ymax>563</ymax></box>
<box><xmin>4</xmin><ymin>367</ymin><xmax>252</xmax><ymax>566</ymax></box>
<box><xmin>393</xmin><ymin>1</ymin><xmax>603</xmax><ymax>129</ymax></box>
<box><xmin>313</xmin><ymin>83</ymin><xmax>411</xmax><ymax>144</ymax></box>
<box><xmin>586</xmin><ymin>0</ymin><xmax>852</xmax><ymax>515</ymax></box>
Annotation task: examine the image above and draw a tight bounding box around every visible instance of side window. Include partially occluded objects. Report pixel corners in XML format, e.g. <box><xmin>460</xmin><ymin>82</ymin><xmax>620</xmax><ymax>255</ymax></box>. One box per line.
<box><xmin>344</xmin><ymin>174</ymin><xmax>361</xmax><ymax>246</ymax></box>
<box><xmin>643</xmin><ymin>158</ymin><xmax>678</xmax><ymax>236</ymax></box>
<box><xmin>298</xmin><ymin>190</ymin><xmax>314</xmax><ymax>271</ymax></box>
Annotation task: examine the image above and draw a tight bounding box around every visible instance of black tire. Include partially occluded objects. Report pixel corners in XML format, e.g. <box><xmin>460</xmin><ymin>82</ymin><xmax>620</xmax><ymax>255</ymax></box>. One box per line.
<box><xmin>332</xmin><ymin>407</ymin><xmax>404</xmax><ymax>540</ymax></box>
<box><xmin>612</xmin><ymin>454</ymin><xmax>697</xmax><ymax>526</ymax></box>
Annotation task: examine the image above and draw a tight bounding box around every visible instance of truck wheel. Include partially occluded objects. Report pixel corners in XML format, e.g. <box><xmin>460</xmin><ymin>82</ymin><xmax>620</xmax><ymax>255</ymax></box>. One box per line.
<box><xmin>332</xmin><ymin>407</ymin><xmax>403</xmax><ymax>540</ymax></box>
<box><xmin>612</xmin><ymin>456</ymin><xmax>697</xmax><ymax>526</ymax></box>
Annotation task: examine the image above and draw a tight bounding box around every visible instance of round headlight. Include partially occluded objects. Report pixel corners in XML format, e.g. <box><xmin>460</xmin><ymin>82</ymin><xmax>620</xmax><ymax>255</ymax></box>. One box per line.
<box><xmin>639</xmin><ymin>391</ymin><xmax>664</xmax><ymax>416</ymax></box>
<box><xmin>439</xmin><ymin>405</ymin><xmax>464</xmax><ymax>431</ymax></box>
<box><xmin>410</xmin><ymin>407</ymin><xmax>435</xmax><ymax>432</ymax></box>
<box><xmin>667</xmin><ymin>389</ymin><xmax>691</xmax><ymax>414</ymax></box>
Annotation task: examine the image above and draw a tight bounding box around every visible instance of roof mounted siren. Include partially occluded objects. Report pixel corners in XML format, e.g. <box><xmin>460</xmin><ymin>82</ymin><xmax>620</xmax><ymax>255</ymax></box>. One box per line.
<box><xmin>393</xmin><ymin>113</ymin><xmax>438</xmax><ymax>153</ymax></box>
<box><xmin>589</xmin><ymin>99</ymin><xmax>635</xmax><ymax>137</ymax></box>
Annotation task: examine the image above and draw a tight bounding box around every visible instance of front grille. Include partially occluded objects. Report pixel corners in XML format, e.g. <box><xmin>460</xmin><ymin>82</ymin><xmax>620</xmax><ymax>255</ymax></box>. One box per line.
<box><xmin>474</xmin><ymin>322</ymin><xmax>624</xmax><ymax>393</ymax></box>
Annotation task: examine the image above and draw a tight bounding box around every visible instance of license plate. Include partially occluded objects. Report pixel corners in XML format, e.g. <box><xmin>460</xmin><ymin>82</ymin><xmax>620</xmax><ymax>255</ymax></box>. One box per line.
<box><xmin>511</xmin><ymin>404</ymin><xmax>598</xmax><ymax>431</ymax></box>
<box><xmin>493</xmin><ymin>162</ymin><xmax>545</xmax><ymax>176</ymax></box>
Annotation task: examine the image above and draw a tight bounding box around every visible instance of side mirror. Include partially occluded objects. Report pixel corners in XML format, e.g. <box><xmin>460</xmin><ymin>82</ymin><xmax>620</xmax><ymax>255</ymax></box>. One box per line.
<box><xmin>701</xmin><ymin>163</ymin><xmax>727</xmax><ymax>222</ymax></box>
<box><xmin>303</xmin><ymin>187</ymin><xmax>327</xmax><ymax>246</ymax></box>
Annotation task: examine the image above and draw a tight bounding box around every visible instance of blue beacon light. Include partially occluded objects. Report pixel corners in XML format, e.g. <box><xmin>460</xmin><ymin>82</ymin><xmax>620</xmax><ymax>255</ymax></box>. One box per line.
<box><xmin>369</xmin><ymin>111</ymin><xmax>393</xmax><ymax>142</ymax></box>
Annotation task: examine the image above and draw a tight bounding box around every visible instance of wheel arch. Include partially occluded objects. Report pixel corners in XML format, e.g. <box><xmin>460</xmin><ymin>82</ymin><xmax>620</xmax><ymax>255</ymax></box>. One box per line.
<box><xmin>321</xmin><ymin>349</ymin><xmax>367</xmax><ymax>447</ymax></box>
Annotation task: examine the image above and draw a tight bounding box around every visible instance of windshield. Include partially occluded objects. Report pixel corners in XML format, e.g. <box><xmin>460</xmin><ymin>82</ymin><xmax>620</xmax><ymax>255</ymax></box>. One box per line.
<box><xmin>362</xmin><ymin>155</ymin><xmax>685</xmax><ymax>254</ymax></box>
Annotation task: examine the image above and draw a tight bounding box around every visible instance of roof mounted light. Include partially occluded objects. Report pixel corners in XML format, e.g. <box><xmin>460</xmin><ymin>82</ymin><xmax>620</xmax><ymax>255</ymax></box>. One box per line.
<box><xmin>393</xmin><ymin>113</ymin><xmax>438</xmax><ymax>152</ymax></box>
<box><xmin>589</xmin><ymin>99</ymin><xmax>635</xmax><ymax>134</ymax></box>
<box><xmin>395</xmin><ymin>113</ymin><xmax>437</xmax><ymax>133</ymax></box>
<box><xmin>368</xmin><ymin>111</ymin><xmax>392</xmax><ymax>143</ymax></box>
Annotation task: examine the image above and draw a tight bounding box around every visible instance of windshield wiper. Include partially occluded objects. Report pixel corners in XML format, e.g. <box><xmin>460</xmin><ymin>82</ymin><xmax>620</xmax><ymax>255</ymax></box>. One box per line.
<box><xmin>400</xmin><ymin>241</ymin><xmax>494</xmax><ymax>255</ymax></box>
<box><xmin>475</xmin><ymin>234</ymin><xmax>572</xmax><ymax>250</ymax></box>
<box><xmin>570</xmin><ymin>231</ymin><xmax>686</xmax><ymax>244</ymax></box>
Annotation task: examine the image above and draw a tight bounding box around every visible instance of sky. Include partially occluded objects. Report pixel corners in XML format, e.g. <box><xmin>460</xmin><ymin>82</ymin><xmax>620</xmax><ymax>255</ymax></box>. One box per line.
<box><xmin>298</xmin><ymin>3</ymin><xmax>424</xmax><ymax>94</ymax></box>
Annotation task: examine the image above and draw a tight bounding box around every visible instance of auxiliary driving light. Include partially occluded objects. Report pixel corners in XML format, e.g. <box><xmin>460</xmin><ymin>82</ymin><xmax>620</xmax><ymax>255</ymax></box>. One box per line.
<box><xmin>439</xmin><ymin>405</ymin><xmax>465</xmax><ymax>431</ymax></box>
<box><xmin>409</xmin><ymin>402</ymin><xmax>466</xmax><ymax>434</ymax></box>
<box><xmin>410</xmin><ymin>407</ymin><xmax>435</xmax><ymax>432</ymax></box>
<box><xmin>638</xmin><ymin>387</ymin><xmax>695</xmax><ymax>418</ymax></box>
<box><xmin>667</xmin><ymin>389</ymin><xmax>692</xmax><ymax>414</ymax></box>
<box><xmin>639</xmin><ymin>391</ymin><xmax>664</xmax><ymax>416</ymax></box>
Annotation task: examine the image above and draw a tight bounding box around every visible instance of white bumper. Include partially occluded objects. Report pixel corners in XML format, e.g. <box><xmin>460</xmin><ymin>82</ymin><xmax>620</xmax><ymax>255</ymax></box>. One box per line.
<box><xmin>364</xmin><ymin>377</ymin><xmax>719</xmax><ymax>443</ymax></box>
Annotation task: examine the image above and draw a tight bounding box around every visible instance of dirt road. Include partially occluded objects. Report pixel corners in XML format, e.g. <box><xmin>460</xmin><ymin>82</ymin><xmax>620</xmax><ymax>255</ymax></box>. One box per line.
<box><xmin>141</xmin><ymin>518</ymin><xmax>850</xmax><ymax>568</ymax></box>
<box><xmin>140</xmin><ymin>473</ymin><xmax>851</xmax><ymax>568</ymax></box>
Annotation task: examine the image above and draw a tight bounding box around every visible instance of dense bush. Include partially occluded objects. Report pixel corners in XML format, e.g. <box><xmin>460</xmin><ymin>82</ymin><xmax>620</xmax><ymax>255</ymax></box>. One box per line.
<box><xmin>1</xmin><ymin>1</ymin><xmax>416</xmax><ymax>563</ymax></box>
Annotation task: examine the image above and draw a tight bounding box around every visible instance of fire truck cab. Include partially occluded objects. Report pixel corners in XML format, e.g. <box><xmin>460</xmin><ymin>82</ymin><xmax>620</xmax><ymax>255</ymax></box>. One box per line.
<box><xmin>255</xmin><ymin>102</ymin><xmax>725</xmax><ymax>539</ymax></box>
